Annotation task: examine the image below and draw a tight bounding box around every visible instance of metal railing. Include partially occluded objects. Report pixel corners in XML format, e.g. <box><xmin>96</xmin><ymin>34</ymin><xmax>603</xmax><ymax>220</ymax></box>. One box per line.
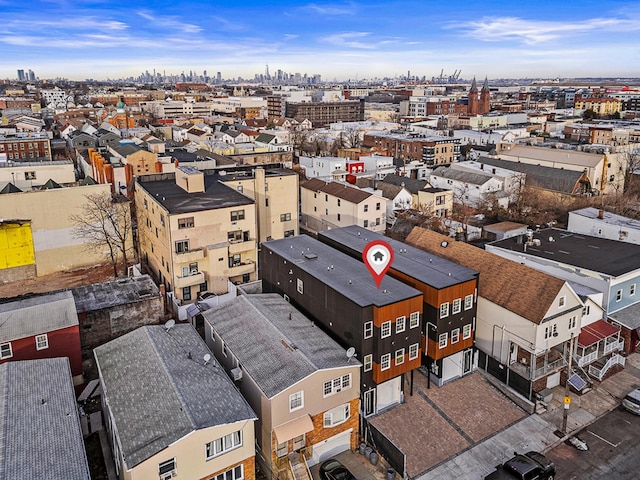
<box><xmin>588</xmin><ymin>353</ymin><xmax>626</xmax><ymax>381</ymax></box>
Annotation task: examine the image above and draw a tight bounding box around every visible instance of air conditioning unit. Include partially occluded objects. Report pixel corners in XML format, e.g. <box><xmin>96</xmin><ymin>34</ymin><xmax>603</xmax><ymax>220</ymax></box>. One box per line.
<box><xmin>230</xmin><ymin>367</ymin><xmax>243</xmax><ymax>381</ymax></box>
<box><xmin>190</xmin><ymin>268</ymin><xmax>198</xmax><ymax>275</ymax></box>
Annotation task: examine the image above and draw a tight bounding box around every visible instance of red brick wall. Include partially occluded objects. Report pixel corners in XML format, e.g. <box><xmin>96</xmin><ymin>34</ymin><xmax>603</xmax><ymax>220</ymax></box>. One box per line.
<box><xmin>200</xmin><ymin>457</ymin><xmax>255</xmax><ymax>480</ymax></box>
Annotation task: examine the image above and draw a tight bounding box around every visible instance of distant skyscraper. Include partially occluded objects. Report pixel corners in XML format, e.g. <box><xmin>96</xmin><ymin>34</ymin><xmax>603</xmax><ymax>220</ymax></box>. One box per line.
<box><xmin>17</xmin><ymin>69</ymin><xmax>25</xmax><ymax>81</ymax></box>
<box><xmin>28</xmin><ymin>70</ymin><xmax>35</xmax><ymax>81</ymax></box>
<box><xmin>216</xmin><ymin>72</ymin><xmax>221</xmax><ymax>83</ymax></box>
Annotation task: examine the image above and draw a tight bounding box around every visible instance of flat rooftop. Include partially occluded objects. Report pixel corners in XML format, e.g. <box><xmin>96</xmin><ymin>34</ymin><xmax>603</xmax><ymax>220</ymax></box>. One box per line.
<box><xmin>487</xmin><ymin>227</ymin><xmax>640</xmax><ymax>277</ymax></box>
<box><xmin>319</xmin><ymin>225</ymin><xmax>478</xmax><ymax>289</ymax></box>
<box><xmin>263</xmin><ymin>235</ymin><xmax>422</xmax><ymax>307</ymax></box>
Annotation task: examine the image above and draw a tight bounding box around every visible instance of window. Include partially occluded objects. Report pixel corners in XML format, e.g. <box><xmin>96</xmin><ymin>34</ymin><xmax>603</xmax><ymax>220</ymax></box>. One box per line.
<box><xmin>363</xmin><ymin>220</ymin><xmax>369</xmax><ymax>228</ymax></box>
<box><xmin>297</xmin><ymin>278</ymin><xmax>303</xmax><ymax>294</ymax></box>
<box><xmin>212</xmin><ymin>465</ymin><xmax>243</xmax><ymax>480</ymax></box>
<box><xmin>395</xmin><ymin>348</ymin><xmax>405</xmax><ymax>366</ymax></box>
<box><xmin>452</xmin><ymin>298</ymin><xmax>461</xmax><ymax>314</ymax></box>
<box><xmin>451</xmin><ymin>328</ymin><xmax>460</xmax><ymax>344</ymax></box>
<box><xmin>280</xmin><ymin>213</ymin><xmax>291</xmax><ymax>222</ymax></box>
<box><xmin>159</xmin><ymin>214</ymin><xmax>165</xmax><ymax>226</ymax></box>
<box><xmin>24</xmin><ymin>171</ymin><xmax>36</xmax><ymax>180</ymax></box>
<box><xmin>337</xmin><ymin>199</ymin><xmax>341</xmax><ymax>206</ymax></box>
<box><xmin>409</xmin><ymin>343</ymin><xmax>419</xmax><ymax>360</ymax></box>
<box><xmin>396</xmin><ymin>316</ymin><xmax>406</xmax><ymax>333</ymax></box>
<box><xmin>364</xmin><ymin>205</ymin><xmax>369</xmax><ymax>212</ymax></box>
<box><xmin>289</xmin><ymin>391</ymin><xmax>303</xmax><ymax>412</ymax></box>
<box><xmin>183</xmin><ymin>286</ymin><xmax>191</xmax><ymax>301</ymax></box>
<box><xmin>381</xmin><ymin>321</ymin><xmax>391</xmax><ymax>338</ymax></box>
<box><xmin>229</xmin><ymin>254</ymin><xmax>241</xmax><ymax>267</ymax></box>
<box><xmin>35</xmin><ymin>334</ymin><xmax>48</xmax><ymax>350</ymax></box>
<box><xmin>0</xmin><ymin>342</ymin><xmax>12</xmax><ymax>359</ymax></box>
<box><xmin>178</xmin><ymin>217</ymin><xmax>194</xmax><ymax>229</ymax></box>
<box><xmin>463</xmin><ymin>324</ymin><xmax>472</xmax><ymax>340</ymax></box>
<box><xmin>440</xmin><ymin>302</ymin><xmax>449</xmax><ymax>318</ymax></box>
<box><xmin>381</xmin><ymin>353</ymin><xmax>391</xmax><ymax>371</ymax></box>
<box><xmin>175</xmin><ymin>240</ymin><xmax>189</xmax><ymax>253</ymax></box>
<box><xmin>364</xmin><ymin>321</ymin><xmax>373</xmax><ymax>339</ymax></box>
<box><xmin>569</xmin><ymin>316</ymin><xmax>577</xmax><ymax>329</ymax></box>
<box><xmin>616</xmin><ymin>289</ymin><xmax>623</xmax><ymax>302</ymax></box>
<box><xmin>583</xmin><ymin>305</ymin><xmax>591</xmax><ymax>316</ymax></box>
<box><xmin>323</xmin><ymin>374</ymin><xmax>351</xmax><ymax>397</ymax></box>
<box><xmin>337</xmin><ymin>213</ymin><xmax>341</xmax><ymax>221</ymax></box>
<box><xmin>376</xmin><ymin>202</ymin><xmax>381</xmax><ymax>211</ymax></box>
<box><xmin>464</xmin><ymin>294</ymin><xmax>473</xmax><ymax>310</ymax></box>
<box><xmin>409</xmin><ymin>312</ymin><xmax>419</xmax><ymax>328</ymax></box>
<box><xmin>544</xmin><ymin>326</ymin><xmax>549</xmax><ymax>339</ymax></box>
<box><xmin>230</xmin><ymin>210</ymin><xmax>245</xmax><ymax>221</ymax></box>
<box><xmin>324</xmin><ymin>404</ymin><xmax>350</xmax><ymax>427</ymax></box>
<box><xmin>364</xmin><ymin>354</ymin><xmax>372</xmax><ymax>372</ymax></box>
<box><xmin>228</xmin><ymin>230</ymin><xmax>243</xmax><ymax>242</ymax></box>
<box><xmin>558</xmin><ymin>296</ymin><xmax>566</xmax><ymax>308</ymax></box>
<box><xmin>631</xmin><ymin>284</ymin><xmax>636</xmax><ymax>296</ymax></box>
<box><xmin>284</xmin><ymin>230</ymin><xmax>294</xmax><ymax>237</ymax></box>
<box><xmin>205</xmin><ymin>430</ymin><xmax>242</xmax><ymax>460</ymax></box>
<box><xmin>158</xmin><ymin>459</ymin><xmax>176</xmax><ymax>480</ymax></box>
<box><xmin>265</xmin><ymin>198</ymin><xmax>269</xmax><ymax>207</ymax></box>
<box><xmin>439</xmin><ymin>333</ymin><xmax>448</xmax><ymax>349</ymax></box>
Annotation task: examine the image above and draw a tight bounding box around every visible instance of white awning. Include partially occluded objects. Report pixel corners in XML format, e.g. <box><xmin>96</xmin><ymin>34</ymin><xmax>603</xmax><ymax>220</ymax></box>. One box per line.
<box><xmin>273</xmin><ymin>415</ymin><xmax>314</xmax><ymax>444</ymax></box>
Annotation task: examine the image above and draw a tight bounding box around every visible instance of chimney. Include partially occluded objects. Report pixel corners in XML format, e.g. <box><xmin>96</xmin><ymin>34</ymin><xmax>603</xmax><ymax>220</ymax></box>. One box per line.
<box><xmin>175</xmin><ymin>165</ymin><xmax>205</xmax><ymax>193</ymax></box>
<box><xmin>598</xmin><ymin>209</ymin><xmax>604</xmax><ymax>219</ymax></box>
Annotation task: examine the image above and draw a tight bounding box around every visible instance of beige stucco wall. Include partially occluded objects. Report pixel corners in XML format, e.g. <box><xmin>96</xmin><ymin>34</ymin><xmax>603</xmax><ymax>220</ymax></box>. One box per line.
<box><xmin>123</xmin><ymin>421</ymin><xmax>255</xmax><ymax>480</ymax></box>
<box><xmin>301</xmin><ymin>188</ymin><xmax>387</xmax><ymax>232</ymax></box>
<box><xmin>221</xmin><ymin>169</ymin><xmax>299</xmax><ymax>242</ymax></box>
<box><xmin>0</xmin><ymin>161</ymin><xmax>76</xmax><ymax>190</ymax></box>
<box><xmin>136</xmin><ymin>183</ymin><xmax>258</xmax><ymax>298</ymax></box>
<box><xmin>0</xmin><ymin>182</ymin><xmax>120</xmax><ymax>276</ymax></box>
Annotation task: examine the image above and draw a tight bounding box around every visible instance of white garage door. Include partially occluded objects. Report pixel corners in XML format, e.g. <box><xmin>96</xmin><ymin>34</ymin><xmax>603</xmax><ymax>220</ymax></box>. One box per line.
<box><xmin>309</xmin><ymin>428</ymin><xmax>352</xmax><ymax>467</ymax></box>
<box><xmin>546</xmin><ymin>371</ymin><xmax>561</xmax><ymax>389</ymax></box>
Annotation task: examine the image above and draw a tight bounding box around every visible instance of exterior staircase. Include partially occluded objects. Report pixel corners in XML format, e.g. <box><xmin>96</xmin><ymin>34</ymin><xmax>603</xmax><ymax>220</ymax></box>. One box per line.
<box><xmin>588</xmin><ymin>353</ymin><xmax>626</xmax><ymax>381</ymax></box>
<box><xmin>288</xmin><ymin>452</ymin><xmax>312</xmax><ymax>480</ymax></box>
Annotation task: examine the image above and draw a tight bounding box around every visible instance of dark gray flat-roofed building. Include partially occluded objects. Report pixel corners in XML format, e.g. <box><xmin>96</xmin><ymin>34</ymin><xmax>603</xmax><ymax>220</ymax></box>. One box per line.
<box><xmin>318</xmin><ymin>226</ymin><xmax>480</xmax><ymax>386</ymax></box>
<box><xmin>136</xmin><ymin>172</ymin><xmax>254</xmax><ymax>215</ymax></box>
<box><xmin>260</xmin><ymin>235</ymin><xmax>423</xmax><ymax>416</ymax></box>
<box><xmin>262</xmin><ymin>234</ymin><xmax>421</xmax><ymax>306</ymax></box>
<box><xmin>319</xmin><ymin>225</ymin><xmax>477</xmax><ymax>289</ymax></box>
<box><xmin>0</xmin><ymin>358</ymin><xmax>90</xmax><ymax>480</ymax></box>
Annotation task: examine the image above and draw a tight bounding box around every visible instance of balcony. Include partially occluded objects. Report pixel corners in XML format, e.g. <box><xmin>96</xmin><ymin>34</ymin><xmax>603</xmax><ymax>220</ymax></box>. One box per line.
<box><xmin>175</xmin><ymin>271</ymin><xmax>205</xmax><ymax>288</ymax></box>
<box><xmin>175</xmin><ymin>247</ymin><xmax>204</xmax><ymax>263</ymax></box>
<box><xmin>228</xmin><ymin>238</ymin><xmax>256</xmax><ymax>255</ymax></box>
<box><xmin>228</xmin><ymin>260</ymin><xmax>255</xmax><ymax>276</ymax></box>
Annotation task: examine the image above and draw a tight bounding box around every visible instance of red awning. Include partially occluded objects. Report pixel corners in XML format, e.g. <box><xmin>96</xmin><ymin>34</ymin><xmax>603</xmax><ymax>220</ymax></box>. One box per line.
<box><xmin>578</xmin><ymin>319</ymin><xmax>620</xmax><ymax>347</ymax></box>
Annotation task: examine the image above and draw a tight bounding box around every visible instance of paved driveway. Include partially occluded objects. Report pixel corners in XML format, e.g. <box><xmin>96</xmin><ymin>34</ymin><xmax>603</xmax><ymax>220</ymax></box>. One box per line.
<box><xmin>368</xmin><ymin>371</ymin><xmax>526</xmax><ymax>478</ymax></box>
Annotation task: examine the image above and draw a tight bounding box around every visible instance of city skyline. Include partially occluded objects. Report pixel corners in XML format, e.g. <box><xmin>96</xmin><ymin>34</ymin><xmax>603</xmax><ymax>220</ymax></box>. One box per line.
<box><xmin>2</xmin><ymin>0</ymin><xmax>639</xmax><ymax>81</ymax></box>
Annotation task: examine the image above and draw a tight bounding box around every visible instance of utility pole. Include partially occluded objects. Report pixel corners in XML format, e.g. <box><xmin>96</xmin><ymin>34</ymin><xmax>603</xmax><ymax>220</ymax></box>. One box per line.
<box><xmin>562</xmin><ymin>333</ymin><xmax>575</xmax><ymax>434</ymax></box>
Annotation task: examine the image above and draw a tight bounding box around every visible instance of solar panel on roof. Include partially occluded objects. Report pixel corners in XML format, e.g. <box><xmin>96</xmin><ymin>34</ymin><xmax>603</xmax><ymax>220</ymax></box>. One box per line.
<box><xmin>568</xmin><ymin>373</ymin><xmax>587</xmax><ymax>391</ymax></box>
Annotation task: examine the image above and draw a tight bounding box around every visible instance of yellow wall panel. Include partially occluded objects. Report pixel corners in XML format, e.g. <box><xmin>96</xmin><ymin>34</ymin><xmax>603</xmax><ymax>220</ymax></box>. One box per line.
<box><xmin>0</xmin><ymin>223</ymin><xmax>35</xmax><ymax>268</ymax></box>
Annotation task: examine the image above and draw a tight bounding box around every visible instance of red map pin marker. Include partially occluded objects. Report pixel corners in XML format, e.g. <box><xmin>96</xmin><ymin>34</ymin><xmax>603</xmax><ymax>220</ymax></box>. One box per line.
<box><xmin>362</xmin><ymin>240</ymin><xmax>394</xmax><ymax>288</ymax></box>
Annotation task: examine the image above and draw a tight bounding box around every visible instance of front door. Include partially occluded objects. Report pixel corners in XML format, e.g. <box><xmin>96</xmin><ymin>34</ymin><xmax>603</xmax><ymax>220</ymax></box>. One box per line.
<box><xmin>363</xmin><ymin>389</ymin><xmax>376</xmax><ymax>417</ymax></box>
<box><xmin>463</xmin><ymin>349</ymin><xmax>473</xmax><ymax>375</ymax></box>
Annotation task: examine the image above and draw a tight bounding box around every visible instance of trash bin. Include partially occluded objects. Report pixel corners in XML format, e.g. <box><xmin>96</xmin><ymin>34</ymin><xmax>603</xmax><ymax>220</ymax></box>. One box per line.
<box><xmin>386</xmin><ymin>468</ymin><xmax>395</xmax><ymax>480</ymax></box>
<box><xmin>370</xmin><ymin>451</ymin><xmax>379</xmax><ymax>466</ymax></box>
<box><xmin>359</xmin><ymin>443</ymin><xmax>366</xmax><ymax>455</ymax></box>
<box><xmin>364</xmin><ymin>446</ymin><xmax>373</xmax><ymax>460</ymax></box>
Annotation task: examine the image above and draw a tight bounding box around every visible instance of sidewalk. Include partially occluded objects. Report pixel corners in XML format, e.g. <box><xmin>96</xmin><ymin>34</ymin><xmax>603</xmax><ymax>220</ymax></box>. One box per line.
<box><xmin>416</xmin><ymin>352</ymin><xmax>640</xmax><ymax>480</ymax></box>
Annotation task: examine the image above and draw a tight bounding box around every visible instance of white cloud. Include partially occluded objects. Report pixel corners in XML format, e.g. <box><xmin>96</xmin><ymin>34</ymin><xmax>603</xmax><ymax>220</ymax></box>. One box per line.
<box><xmin>136</xmin><ymin>11</ymin><xmax>202</xmax><ymax>33</ymax></box>
<box><xmin>302</xmin><ymin>2</ymin><xmax>357</xmax><ymax>15</ymax></box>
<box><xmin>452</xmin><ymin>16</ymin><xmax>640</xmax><ymax>45</ymax></box>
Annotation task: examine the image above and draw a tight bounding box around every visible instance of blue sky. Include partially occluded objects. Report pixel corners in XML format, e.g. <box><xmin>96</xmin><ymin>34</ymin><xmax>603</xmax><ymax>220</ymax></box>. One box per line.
<box><xmin>1</xmin><ymin>0</ymin><xmax>639</xmax><ymax>81</ymax></box>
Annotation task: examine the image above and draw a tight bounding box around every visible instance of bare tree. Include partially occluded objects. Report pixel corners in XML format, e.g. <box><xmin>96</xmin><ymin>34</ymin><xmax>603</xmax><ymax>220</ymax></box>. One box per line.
<box><xmin>622</xmin><ymin>148</ymin><xmax>640</xmax><ymax>194</ymax></box>
<box><xmin>70</xmin><ymin>192</ymin><xmax>135</xmax><ymax>278</ymax></box>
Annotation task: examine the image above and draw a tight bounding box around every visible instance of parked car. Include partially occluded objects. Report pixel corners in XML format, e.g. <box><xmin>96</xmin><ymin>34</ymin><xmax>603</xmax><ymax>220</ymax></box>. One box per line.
<box><xmin>485</xmin><ymin>451</ymin><xmax>555</xmax><ymax>480</ymax></box>
<box><xmin>622</xmin><ymin>388</ymin><xmax>640</xmax><ymax>415</ymax></box>
<box><xmin>319</xmin><ymin>459</ymin><xmax>357</xmax><ymax>480</ymax></box>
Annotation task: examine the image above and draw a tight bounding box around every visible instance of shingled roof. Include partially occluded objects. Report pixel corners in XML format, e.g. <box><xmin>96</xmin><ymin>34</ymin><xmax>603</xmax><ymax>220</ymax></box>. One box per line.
<box><xmin>405</xmin><ymin>227</ymin><xmax>565</xmax><ymax>324</ymax></box>
<box><xmin>94</xmin><ymin>325</ymin><xmax>256</xmax><ymax>469</ymax></box>
<box><xmin>203</xmin><ymin>294</ymin><xmax>358</xmax><ymax>399</ymax></box>
<box><xmin>302</xmin><ymin>178</ymin><xmax>373</xmax><ymax>204</ymax></box>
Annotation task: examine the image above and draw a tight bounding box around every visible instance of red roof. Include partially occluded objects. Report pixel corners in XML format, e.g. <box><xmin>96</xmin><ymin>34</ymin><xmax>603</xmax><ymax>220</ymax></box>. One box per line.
<box><xmin>578</xmin><ymin>319</ymin><xmax>620</xmax><ymax>347</ymax></box>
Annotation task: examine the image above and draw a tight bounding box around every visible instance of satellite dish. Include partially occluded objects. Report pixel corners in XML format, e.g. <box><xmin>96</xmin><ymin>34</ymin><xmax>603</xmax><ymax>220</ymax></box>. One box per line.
<box><xmin>346</xmin><ymin>347</ymin><xmax>356</xmax><ymax>362</ymax></box>
<box><xmin>203</xmin><ymin>353</ymin><xmax>211</xmax><ymax>365</ymax></box>
<box><xmin>164</xmin><ymin>319</ymin><xmax>175</xmax><ymax>332</ymax></box>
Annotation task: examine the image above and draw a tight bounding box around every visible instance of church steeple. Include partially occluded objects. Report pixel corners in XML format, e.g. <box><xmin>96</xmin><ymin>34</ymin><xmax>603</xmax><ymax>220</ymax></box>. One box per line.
<box><xmin>480</xmin><ymin>76</ymin><xmax>490</xmax><ymax>114</ymax></box>
<box><xmin>468</xmin><ymin>77</ymin><xmax>479</xmax><ymax>115</ymax></box>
